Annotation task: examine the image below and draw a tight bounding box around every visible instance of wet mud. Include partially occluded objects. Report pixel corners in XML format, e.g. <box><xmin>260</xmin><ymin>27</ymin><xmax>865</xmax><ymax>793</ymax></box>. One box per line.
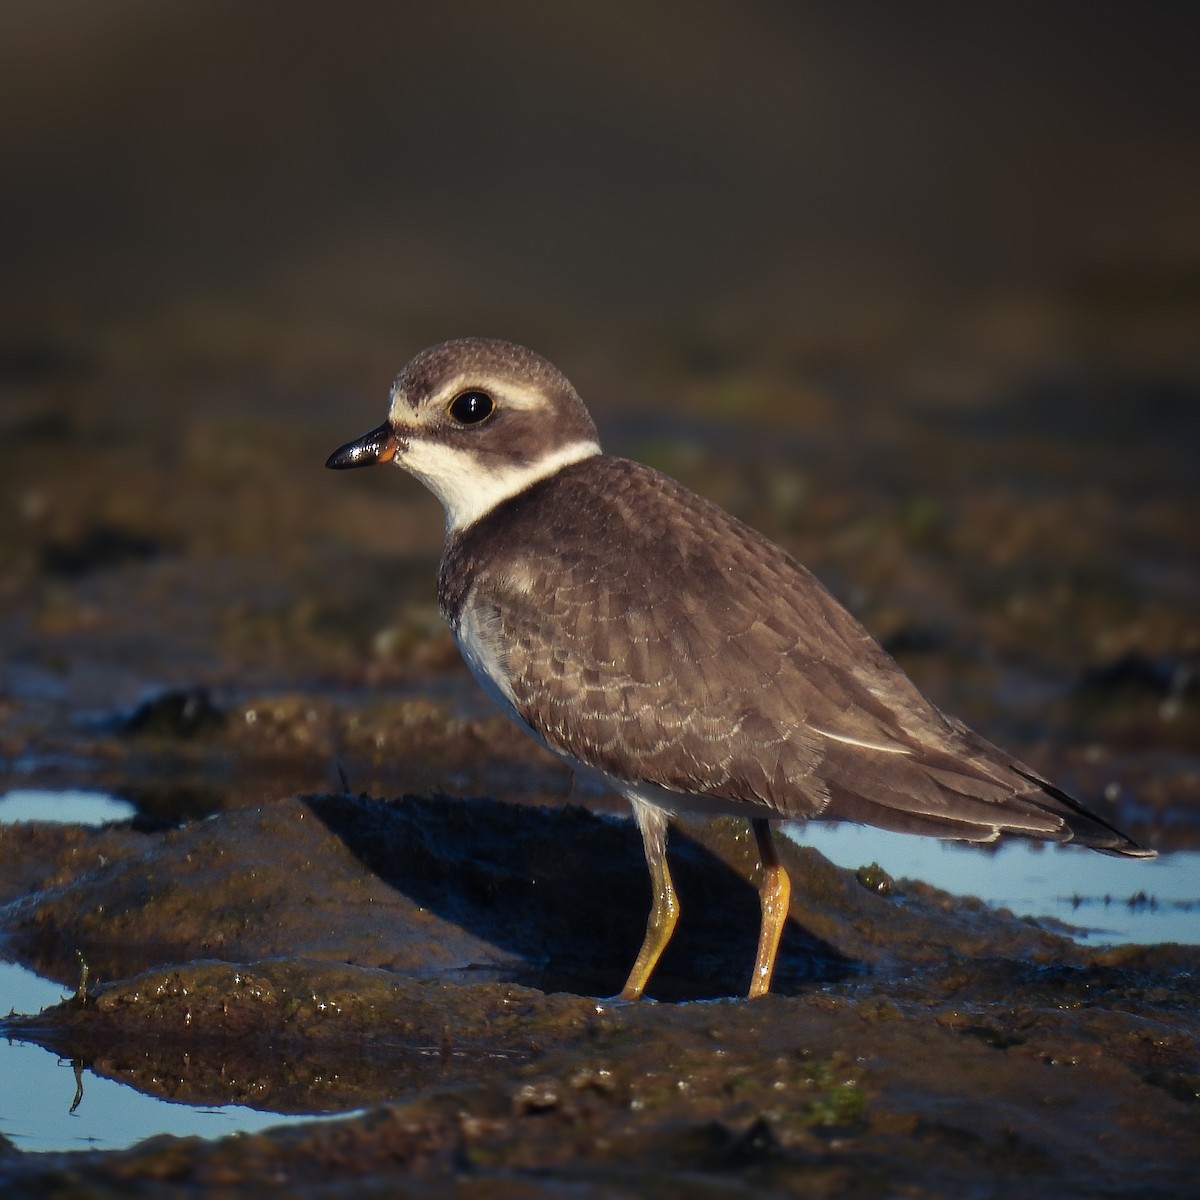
<box><xmin>1</xmin><ymin>326</ymin><xmax>1197</xmax><ymax>1193</ymax></box>
<box><xmin>1</xmin><ymin>790</ymin><xmax>1198</xmax><ymax>1196</ymax></box>
<box><xmin>3</xmin><ymin>38</ymin><xmax>1200</xmax><ymax>1191</ymax></box>
<box><xmin>2</xmin><ymin>2</ymin><xmax>1199</xmax><ymax>1193</ymax></box>
<box><xmin>0</xmin><ymin>321</ymin><xmax>1197</xmax><ymax>1194</ymax></box>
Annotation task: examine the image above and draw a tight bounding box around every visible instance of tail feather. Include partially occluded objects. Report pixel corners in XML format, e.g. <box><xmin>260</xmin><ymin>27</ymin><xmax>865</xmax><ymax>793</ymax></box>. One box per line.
<box><xmin>1007</xmin><ymin>766</ymin><xmax>1155</xmax><ymax>858</ymax></box>
<box><xmin>815</xmin><ymin>720</ymin><xmax>1155</xmax><ymax>858</ymax></box>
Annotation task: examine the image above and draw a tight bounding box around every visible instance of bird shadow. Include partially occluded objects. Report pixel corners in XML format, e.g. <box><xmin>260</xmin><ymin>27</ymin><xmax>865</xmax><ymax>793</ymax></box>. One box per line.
<box><xmin>307</xmin><ymin>792</ymin><xmax>860</xmax><ymax>1002</ymax></box>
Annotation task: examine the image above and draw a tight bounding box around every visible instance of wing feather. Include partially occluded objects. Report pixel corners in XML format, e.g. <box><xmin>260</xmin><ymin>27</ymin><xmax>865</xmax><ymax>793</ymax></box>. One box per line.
<box><xmin>440</xmin><ymin>457</ymin><xmax>1149</xmax><ymax>853</ymax></box>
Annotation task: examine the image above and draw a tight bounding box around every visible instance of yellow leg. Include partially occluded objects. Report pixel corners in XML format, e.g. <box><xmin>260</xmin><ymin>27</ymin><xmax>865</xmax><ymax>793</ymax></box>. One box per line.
<box><xmin>749</xmin><ymin>818</ymin><xmax>790</xmax><ymax>999</ymax></box>
<box><xmin>619</xmin><ymin>802</ymin><xmax>679</xmax><ymax>1000</ymax></box>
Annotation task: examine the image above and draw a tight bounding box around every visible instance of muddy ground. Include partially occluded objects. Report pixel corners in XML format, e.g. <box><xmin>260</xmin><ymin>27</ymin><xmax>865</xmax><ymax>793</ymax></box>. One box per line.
<box><xmin>2</xmin><ymin>794</ymin><xmax>1199</xmax><ymax>1198</ymax></box>
<box><xmin>3</xmin><ymin>7</ymin><xmax>1200</xmax><ymax>1195</ymax></box>
<box><xmin>1</xmin><ymin>311</ymin><xmax>1198</xmax><ymax>1197</ymax></box>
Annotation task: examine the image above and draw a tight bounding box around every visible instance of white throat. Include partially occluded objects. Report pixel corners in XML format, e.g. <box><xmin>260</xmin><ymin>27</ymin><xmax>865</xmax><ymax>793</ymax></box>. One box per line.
<box><xmin>397</xmin><ymin>437</ymin><xmax>601</xmax><ymax>534</ymax></box>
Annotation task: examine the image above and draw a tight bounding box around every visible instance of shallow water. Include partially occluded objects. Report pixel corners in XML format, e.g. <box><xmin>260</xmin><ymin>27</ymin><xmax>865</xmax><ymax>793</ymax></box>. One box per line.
<box><xmin>0</xmin><ymin>807</ymin><xmax>358</xmax><ymax>1155</ymax></box>
<box><xmin>0</xmin><ymin>788</ymin><xmax>137</xmax><ymax>827</ymax></box>
<box><xmin>0</xmin><ymin>969</ymin><xmax>353</xmax><ymax>1153</ymax></box>
<box><xmin>795</xmin><ymin>823</ymin><xmax>1200</xmax><ymax>946</ymax></box>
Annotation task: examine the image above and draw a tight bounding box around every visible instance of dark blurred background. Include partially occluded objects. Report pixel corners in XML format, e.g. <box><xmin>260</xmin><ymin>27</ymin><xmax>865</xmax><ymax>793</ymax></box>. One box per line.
<box><xmin>4</xmin><ymin>1</ymin><xmax>1198</xmax><ymax>368</ymax></box>
<box><xmin>1</xmin><ymin>1</ymin><xmax>1197</xmax><ymax>840</ymax></box>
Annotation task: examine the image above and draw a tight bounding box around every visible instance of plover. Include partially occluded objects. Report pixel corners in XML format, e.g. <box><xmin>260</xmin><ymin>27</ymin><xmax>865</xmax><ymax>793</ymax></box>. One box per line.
<box><xmin>327</xmin><ymin>337</ymin><xmax>1154</xmax><ymax>999</ymax></box>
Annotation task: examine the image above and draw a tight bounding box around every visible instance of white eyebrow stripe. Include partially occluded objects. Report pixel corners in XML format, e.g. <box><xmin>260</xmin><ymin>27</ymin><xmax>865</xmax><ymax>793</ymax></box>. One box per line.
<box><xmin>391</xmin><ymin>374</ymin><xmax>552</xmax><ymax>420</ymax></box>
<box><xmin>811</xmin><ymin>728</ymin><xmax>914</xmax><ymax>755</ymax></box>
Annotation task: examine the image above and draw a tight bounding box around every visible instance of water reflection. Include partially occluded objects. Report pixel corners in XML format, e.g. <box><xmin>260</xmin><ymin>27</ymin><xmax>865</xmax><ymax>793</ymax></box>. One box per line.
<box><xmin>0</xmin><ymin>1030</ymin><xmax>351</xmax><ymax>1153</ymax></box>
<box><xmin>0</xmin><ymin>788</ymin><xmax>137</xmax><ymax>827</ymax></box>
<box><xmin>795</xmin><ymin>822</ymin><xmax>1199</xmax><ymax>945</ymax></box>
<box><xmin>0</xmin><ymin>962</ymin><xmax>360</xmax><ymax>1153</ymax></box>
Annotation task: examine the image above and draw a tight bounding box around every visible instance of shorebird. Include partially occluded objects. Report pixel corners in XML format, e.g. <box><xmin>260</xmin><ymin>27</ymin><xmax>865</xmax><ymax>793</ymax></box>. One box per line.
<box><xmin>327</xmin><ymin>337</ymin><xmax>1154</xmax><ymax>999</ymax></box>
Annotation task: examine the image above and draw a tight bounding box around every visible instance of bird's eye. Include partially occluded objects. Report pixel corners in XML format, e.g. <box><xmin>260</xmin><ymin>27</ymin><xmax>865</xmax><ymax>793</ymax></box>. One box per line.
<box><xmin>447</xmin><ymin>390</ymin><xmax>495</xmax><ymax>425</ymax></box>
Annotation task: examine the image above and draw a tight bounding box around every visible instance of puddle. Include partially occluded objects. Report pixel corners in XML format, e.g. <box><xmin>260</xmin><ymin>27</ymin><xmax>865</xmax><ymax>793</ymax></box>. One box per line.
<box><xmin>0</xmin><ymin>788</ymin><xmax>137</xmax><ymax>827</ymax></box>
<box><xmin>794</xmin><ymin>822</ymin><xmax>1200</xmax><ymax>945</ymax></box>
<box><xmin>0</xmin><ymin>960</ymin><xmax>358</xmax><ymax>1153</ymax></box>
<box><xmin>0</xmin><ymin>792</ymin><xmax>356</xmax><ymax>1154</ymax></box>
<box><xmin>1</xmin><ymin>959</ymin><xmax>68</xmax><ymax>1015</ymax></box>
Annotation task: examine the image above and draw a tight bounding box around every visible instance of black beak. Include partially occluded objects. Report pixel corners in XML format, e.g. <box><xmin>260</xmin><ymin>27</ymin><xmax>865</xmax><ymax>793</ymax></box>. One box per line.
<box><xmin>325</xmin><ymin>422</ymin><xmax>400</xmax><ymax>469</ymax></box>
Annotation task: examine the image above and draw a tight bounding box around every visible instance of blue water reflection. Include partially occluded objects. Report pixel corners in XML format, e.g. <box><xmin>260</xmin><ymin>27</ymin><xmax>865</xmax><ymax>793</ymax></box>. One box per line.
<box><xmin>0</xmin><ymin>965</ymin><xmax>357</xmax><ymax>1153</ymax></box>
<box><xmin>0</xmin><ymin>789</ymin><xmax>137</xmax><ymax>826</ymax></box>
<box><xmin>795</xmin><ymin>822</ymin><xmax>1199</xmax><ymax>945</ymax></box>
